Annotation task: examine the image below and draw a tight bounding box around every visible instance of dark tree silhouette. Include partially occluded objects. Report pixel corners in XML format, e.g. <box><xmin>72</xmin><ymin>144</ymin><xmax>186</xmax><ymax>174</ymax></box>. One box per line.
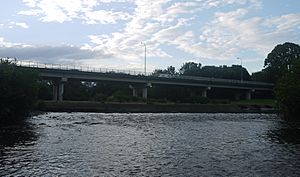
<box><xmin>0</xmin><ymin>60</ymin><xmax>39</xmax><ymax>124</ymax></box>
<box><xmin>275</xmin><ymin>60</ymin><xmax>300</xmax><ymax>121</ymax></box>
<box><xmin>264</xmin><ymin>42</ymin><xmax>300</xmax><ymax>82</ymax></box>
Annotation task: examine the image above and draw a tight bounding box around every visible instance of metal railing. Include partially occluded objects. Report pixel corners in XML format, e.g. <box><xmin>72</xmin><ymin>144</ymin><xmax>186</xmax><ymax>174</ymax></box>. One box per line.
<box><xmin>1</xmin><ymin>58</ymin><xmax>151</xmax><ymax>76</ymax></box>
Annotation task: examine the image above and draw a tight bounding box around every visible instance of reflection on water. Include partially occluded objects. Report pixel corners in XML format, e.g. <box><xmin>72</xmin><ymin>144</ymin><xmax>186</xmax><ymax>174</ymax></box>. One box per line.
<box><xmin>0</xmin><ymin>113</ymin><xmax>299</xmax><ymax>176</ymax></box>
<box><xmin>267</xmin><ymin>122</ymin><xmax>300</xmax><ymax>144</ymax></box>
<box><xmin>0</xmin><ymin>121</ymin><xmax>37</xmax><ymax>147</ymax></box>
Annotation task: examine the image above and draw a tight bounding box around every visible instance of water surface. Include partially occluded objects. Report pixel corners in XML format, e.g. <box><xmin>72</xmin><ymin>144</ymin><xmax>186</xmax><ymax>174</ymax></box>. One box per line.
<box><xmin>1</xmin><ymin>113</ymin><xmax>299</xmax><ymax>176</ymax></box>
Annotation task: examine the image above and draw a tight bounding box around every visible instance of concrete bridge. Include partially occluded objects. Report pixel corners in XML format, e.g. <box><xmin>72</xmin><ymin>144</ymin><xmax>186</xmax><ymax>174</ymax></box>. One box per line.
<box><xmin>16</xmin><ymin>61</ymin><xmax>273</xmax><ymax>101</ymax></box>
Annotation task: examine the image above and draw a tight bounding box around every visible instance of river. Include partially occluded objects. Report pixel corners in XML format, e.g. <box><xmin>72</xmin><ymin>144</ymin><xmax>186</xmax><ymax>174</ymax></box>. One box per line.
<box><xmin>1</xmin><ymin>113</ymin><xmax>300</xmax><ymax>176</ymax></box>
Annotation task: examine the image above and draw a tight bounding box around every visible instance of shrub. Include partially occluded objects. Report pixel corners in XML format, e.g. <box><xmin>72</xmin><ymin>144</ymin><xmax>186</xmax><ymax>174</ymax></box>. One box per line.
<box><xmin>0</xmin><ymin>61</ymin><xmax>39</xmax><ymax>124</ymax></box>
<box><xmin>274</xmin><ymin>60</ymin><xmax>300</xmax><ymax>121</ymax></box>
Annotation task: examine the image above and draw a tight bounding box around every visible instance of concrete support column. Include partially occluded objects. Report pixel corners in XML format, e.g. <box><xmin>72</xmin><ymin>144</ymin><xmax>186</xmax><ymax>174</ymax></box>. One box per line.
<box><xmin>129</xmin><ymin>83</ymin><xmax>150</xmax><ymax>99</ymax></box>
<box><xmin>129</xmin><ymin>85</ymin><xmax>138</xmax><ymax>97</ymax></box>
<box><xmin>58</xmin><ymin>82</ymin><xmax>64</xmax><ymax>101</ymax></box>
<box><xmin>52</xmin><ymin>83</ymin><xmax>58</xmax><ymax>101</ymax></box>
<box><xmin>246</xmin><ymin>90</ymin><xmax>252</xmax><ymax>100</ymax></box>
<box><xmin>201</xmin><ymin>87</ymin><xmax>210</xmax><ymax>98</ymax></box>
<box><xmin>142</xmin><ymin>87</ymin><xmax>148</xmax><ymax>99</ymax></box>
<box><xmin>132</xmin><ymin>87</ymin><xmax>138</xmax><ymax>97</ymax></box>
<box><xmin>52</xmin><ymin>77</ymin><xmax>67</xmax><ymax>102</ymax></box>
<box><xmin>201</xmin><ymin>89</ymin><xmax>207</xmax><ymax>98</ymax></box>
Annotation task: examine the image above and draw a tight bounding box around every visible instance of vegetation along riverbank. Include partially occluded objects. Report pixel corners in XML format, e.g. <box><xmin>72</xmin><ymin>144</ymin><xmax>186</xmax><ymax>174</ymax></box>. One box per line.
<box><xmin>36</xmin><ymin>100</ymin><xmax>276</xmax><ymax>114</ymax></box>
<box><xmin>1</xmin><ymin>42</ymin><xmax>300</xmax><ymax>123</ymax></box>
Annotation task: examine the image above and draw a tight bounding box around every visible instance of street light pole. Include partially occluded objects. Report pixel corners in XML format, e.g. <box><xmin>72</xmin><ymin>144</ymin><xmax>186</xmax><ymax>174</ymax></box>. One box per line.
<box><xmin>141</xmin><ymin>42</ymin><xmax>146</xmax><ymax>75</ymax></box>
<box><xmin>237</xmin><ymin>57</ymin><xmax>243</xmax><ymax>82</ymax></box>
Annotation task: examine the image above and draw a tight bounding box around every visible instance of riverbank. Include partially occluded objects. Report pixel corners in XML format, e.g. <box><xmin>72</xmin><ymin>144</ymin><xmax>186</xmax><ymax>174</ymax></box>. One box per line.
<box><xmin>37</xmin><ymin>100</ymin><xmax>276</xmax><ymax>113</ymax></box>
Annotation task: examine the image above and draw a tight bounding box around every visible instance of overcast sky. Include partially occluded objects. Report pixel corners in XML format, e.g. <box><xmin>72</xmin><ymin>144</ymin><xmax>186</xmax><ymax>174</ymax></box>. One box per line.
<box><xmin>1</xmin><ymin>0</ymin><xmax>300</xmax><ymax>73</ymax></box>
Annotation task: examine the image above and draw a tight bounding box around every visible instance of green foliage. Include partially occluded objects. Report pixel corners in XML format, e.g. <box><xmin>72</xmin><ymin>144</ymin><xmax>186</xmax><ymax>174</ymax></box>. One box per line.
<box><xmin>152</xmin><ymin>65</ymin><xmax>177</xmax><ymax>76</ymax></box>
<box><xmin>93</xmin><ymin>93</ymin><xmax>107</xmax><ymax>102</ymax></box>
<box><xmin>260</xmin><ymin>42</ymin><xmax>300</xmax><ymax>121</ymax></box>
<box><xmin>179</xmin><ymin>62</ymin><xmax>250</xmax><ymax>81</ymax></box>
<box><xmin>264</xmin><ymin>42</ymin><xmax>300</xmax><ymax>82</ymax></box>
<box><xmin>64</xmin><ymin>81</ymin><xmax>90</xmax><ymax>101</ymax></box>
<box><xmin>251</xmin><ymin>68</ymin><xmax>273</xmax><ymax>83</ymax></box>
<box><xmin>107</xmin><ymin>90</ymin><xmax>145</xmax><ymax>102</ymax></box>
<box><xmin>181</xmin><ymin>96</ymin><xmax>209</xmax><ymax>104</ymax></box>
<box><xmin>38</xmin><ymin>81</ymin><xmax>52</xmax><ymax>100</ymax></box>
<box><xmin>107</xmin><ymin>90</ymin><xmax>131</xmax><ymax>102</ymax></box>
<box><xmin>274</xmin><ymin>60</ymin><xmax>300</xmax><ymax>121</ymax></box>
<box><xmin>231</xmin><ymin>99</ymin><xmax>275</xmax><ymax>106</ymax></box>
<box><xmin>0</xmin><ymin>61</ymin><xmax>39</xmax><ymax>123</ymax></box>
<box><xmin>179</xmin><ymin>62</ymin><xmax>201</xmax><ymax>75</ymax></box>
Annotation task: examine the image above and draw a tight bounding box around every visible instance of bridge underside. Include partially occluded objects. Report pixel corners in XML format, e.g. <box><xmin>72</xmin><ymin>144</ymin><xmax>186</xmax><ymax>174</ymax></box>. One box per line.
<box><xmin>31</xmin><ymin>67</ymin><xmax>273</xmax><ymax>102</ymax></box>
<box><xmin>49</xmin><ymin>80</ymin><xmax>260</xmax><ymax>102</ymax></box>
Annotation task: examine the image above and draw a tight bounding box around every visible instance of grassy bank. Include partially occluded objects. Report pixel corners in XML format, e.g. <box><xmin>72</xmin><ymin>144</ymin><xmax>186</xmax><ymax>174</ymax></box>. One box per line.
<box><xmin>37</xmin><ymin>100</ymin><xmax>276</xmax><ymax>114</ymax></box>
<box><xmin>231</xmin><ymin>99</ymin><xmax>275</xmax><ymax>106</ymax></box>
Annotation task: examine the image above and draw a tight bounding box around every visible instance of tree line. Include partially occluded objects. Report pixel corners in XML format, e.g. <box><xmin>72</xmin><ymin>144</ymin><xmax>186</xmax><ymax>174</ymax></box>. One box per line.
<box><xmin>37</xmin><ymin>41</ymin><xmax>300</xmax><ymax>121</ymax></box>
<box><xmin>1</xmin><ymin>42</ymin><xmax>299</xmax><ymax>123</ymax></box>
<box><xmin>153</xmin><ymin>63</ymin><xmax>251</xmax><ymax>81</ymax></box>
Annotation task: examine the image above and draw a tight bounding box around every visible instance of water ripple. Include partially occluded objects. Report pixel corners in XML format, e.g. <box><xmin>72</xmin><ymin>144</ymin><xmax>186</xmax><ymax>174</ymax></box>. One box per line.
<box><xmin>1</xmin><ymin>113</ymin><xmax>299</xmax><ymax>176</ymax></box>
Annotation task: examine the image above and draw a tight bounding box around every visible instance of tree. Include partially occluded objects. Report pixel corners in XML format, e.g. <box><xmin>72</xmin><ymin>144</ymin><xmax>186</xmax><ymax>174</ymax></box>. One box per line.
<box><xmin>152</xmin><ymin>66</ymin><xmax>177</xmax><ymax>76</ymax></box>
<box><xmin>179</xmin><ymin>62</ymin><xmax>251</xmax><ymax>81</ymax></box>
<box><xmin>38</xmin><ymin>81</ymin><xmax>52</xmax><ymax>100</ymax></box>
<box><xmin>274</xmin><ymin>59</ymin><xmax>300</xmax><ymax>121</ymax></box>
<box><xmin>264</xmin><ymin>42</ymin><xmax>300</xmax><ymax>82</ymax></box>
<box><xmin>166</xmin><ymin>66</ymin><xmax>176</xmax><ymax>75</ymax></box>
<box><xmin>63</xmin><ymin>81</ymin><xmax>90</xmax><ymax>101</ymax></box>
<box><xmin>0</xmin><ymin>60</ymin><xmax>39</xmax><ymax>124</ymax></box>
<box><xmin>251</xmin><ymin>68</ymin><xmax>272</xmax><ymax>83</ymax></box>
<box><xmin>179</xmin><ymin>62</ymin><xmax>201</xmax><ymax>75</ymax></box>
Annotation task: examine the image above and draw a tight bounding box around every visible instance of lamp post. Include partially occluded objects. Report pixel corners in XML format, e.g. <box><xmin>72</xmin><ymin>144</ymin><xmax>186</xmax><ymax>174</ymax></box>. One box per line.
<box><xmin>237</xmin><ymin>57</ymin><xmax>243</xmax><ymax>82</ymax></box>
<box><xmin>141</xmin><ymin>42</ymin><xmax>146</xmax><ymax>75</ymax></box>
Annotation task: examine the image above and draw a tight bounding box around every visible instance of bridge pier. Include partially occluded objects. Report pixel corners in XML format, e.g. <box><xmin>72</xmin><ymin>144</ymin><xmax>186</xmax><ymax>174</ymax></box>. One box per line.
<box><xmin>234</xmin><ymin>89</ymin><xmax>254</xmax><ymax>100</ymax></box>
<box><xmin>142</xmin><ymin>87</ymin><xmax>148</xmax><ymax>99</ymax></box>
<box><xmin>52</xmin><ymin>78</ymin><xmax>67</xmax><ymax>101</ymax></box>
<box><xmin>201</xmin><ymin>87</ymin><xmax>211</xmax><ymax>98</ymax></box>
<box><xmin>246</xmin><ymin>89</ymin><xmax>255</xmax><ymax>100</ymax></box>
<box><xmin>132</xmin><ymin>87</ymin><xmax>138</xmax><ymax>97</ymax></box>
<box><xmin>52</xmin><ymin>84</ymin><xmax>58</xmax><ymax>101</ymax></box>
<box><xmin>58</xmin><ymin>82</ymin><xmax>64</xmax><ymax>101</ymax></box>
<box><xmin>129</xmin><ymin>83</ymin><xmax>151</xmax><ymax>99</ymax></box>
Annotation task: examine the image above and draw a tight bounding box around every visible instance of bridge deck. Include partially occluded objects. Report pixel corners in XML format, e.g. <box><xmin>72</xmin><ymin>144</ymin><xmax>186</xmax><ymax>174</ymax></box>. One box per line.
<box><xmin>24</xmin><ymin>66</ymin><xmax>273</xmax><ymax>91</ymax></box>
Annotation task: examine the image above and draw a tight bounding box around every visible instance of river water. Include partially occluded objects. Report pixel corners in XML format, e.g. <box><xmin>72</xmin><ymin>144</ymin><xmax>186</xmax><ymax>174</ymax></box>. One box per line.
<box><xmin>0</xmin><ymin>113</ymin><xmax>300</xmax><ymax>176</ymax></box>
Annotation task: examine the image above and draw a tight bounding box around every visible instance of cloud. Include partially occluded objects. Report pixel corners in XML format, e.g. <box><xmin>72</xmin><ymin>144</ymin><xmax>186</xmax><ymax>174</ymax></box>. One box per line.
<box><xmin>0</xmin><ymin>37</ymin><xmax>111</xmax><ymax>64</ymax></box>
<box><xmin>13</xmin><ymin>0</ymin><xmax>300</xmax><ymax>72</ymax></box>
<box><xmin>19</xmin><ymin>0</ymin><xmax>133</xmax><ymax>24</ymax></box>
<box><xmin>265</xmin><ymin>13</ymin><xmax>300</xmax><ymax>32</ymax></box>
<box><xmin>202</xmin><ymin>10</ymin><xmax>300</xmax><ymax>57</ymax></box>
<box><xmin>6</xmin><ymin>21</ymin><xmax>30</xmax><ymax>29</ymax></box>
<box><xmin>14</xmin><ymin>22</ymin><xmax>30</xmax><ymax>29</ymax></box>
<box><xmin>163</xmin><ymin>8</ymin><xmax>300</xmax><ymax>61</ymax></box>
<box><xmin>80</xmin><ymin>0</ymin><xmax>265</xmax><ymax>64</ymax></box>
<box><xmin>84</xmin><ymin>10</ymin><xmax>131</xmax><ymax>24</ymax></box>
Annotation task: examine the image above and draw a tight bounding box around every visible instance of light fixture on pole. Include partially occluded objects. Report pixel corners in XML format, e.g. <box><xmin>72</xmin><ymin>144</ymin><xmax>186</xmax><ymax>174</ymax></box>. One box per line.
<box><xmin>237</xmin><ymin>57</ymin><xmax>243</xmax><ymax>82</ymax></box>
<box><xmin>141</xmin><ymin>42</ymin><xmax>146</xmax><ymax>75</ymax></box>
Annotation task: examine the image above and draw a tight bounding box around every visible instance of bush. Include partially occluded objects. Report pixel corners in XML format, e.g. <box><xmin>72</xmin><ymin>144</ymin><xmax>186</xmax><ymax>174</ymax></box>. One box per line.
<box><xmin>0</xmin><ymin>61</ymin><xmax>39</xmax><ymax>124</ymax></box>
<box><xmin>274</xmin><ymin>60</ymin><xmax>300</xmax><ymax>121</ymax></box>
<box><xmin>93</xmin><ymin>93</ymin><xmax>107</xmax><ymax>102</ymax></box>
<box><xmin>181</xmin><ymin>96</ymin><xmax>209</xmax><ymax>104</ymax></box>
<box><xmin>107</xmin><ymin>91</ymin><xmax>132</xmax><ymax>102</ymax></box>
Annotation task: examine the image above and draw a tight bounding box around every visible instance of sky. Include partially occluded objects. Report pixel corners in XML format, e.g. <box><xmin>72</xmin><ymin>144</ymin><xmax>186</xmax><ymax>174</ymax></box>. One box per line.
<box><xmin>0</xmin><ymin>0</ymin><xmax>300</xmax><ymax>74</ymax></box>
